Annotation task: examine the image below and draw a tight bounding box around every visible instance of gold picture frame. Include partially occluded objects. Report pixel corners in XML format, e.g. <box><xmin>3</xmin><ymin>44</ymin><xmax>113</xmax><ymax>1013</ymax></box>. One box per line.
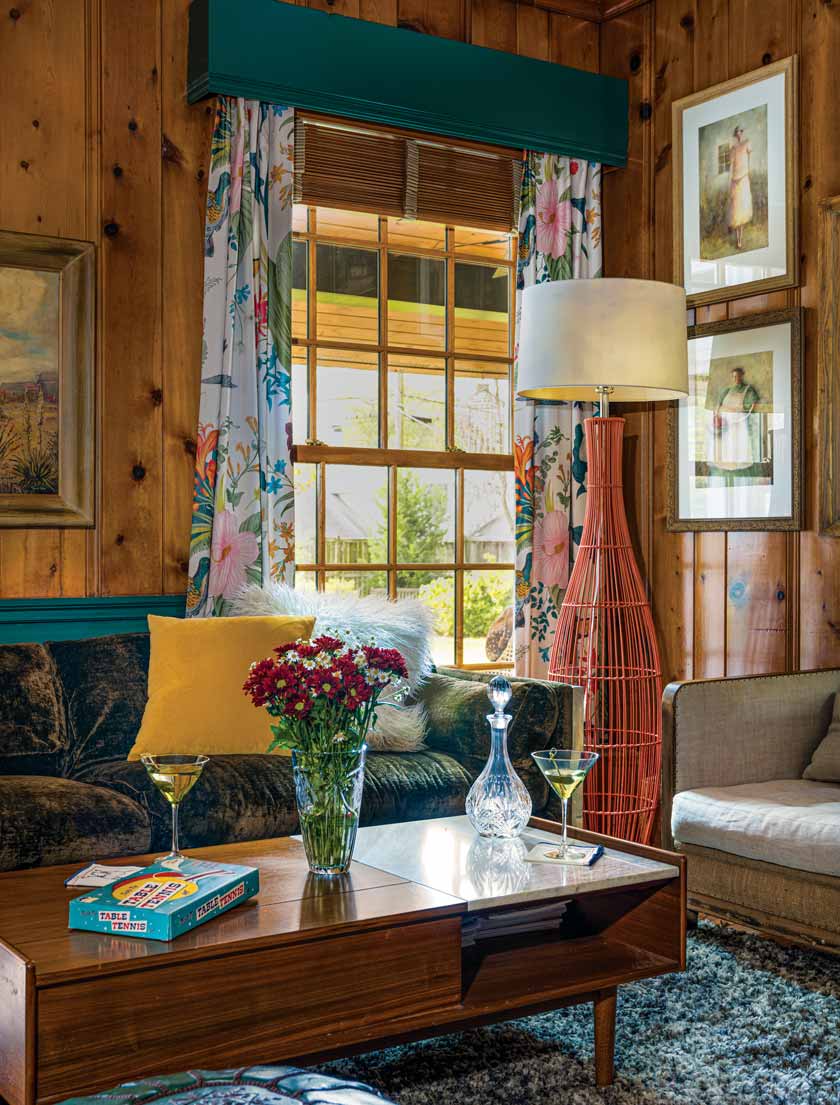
<box><xmin>672</xmin><ymin>56</ymin><xmax>799</xmax><ymax>308</ymax></box>
<box><xmin>667</xmin><ymin>308</ymin><xmax>802</xmax><ymax>532</ymax></box>
<box><xmin>0</xmin><ymin>230</ymin><xmax>95</xmax><ymax>527</ymax></box>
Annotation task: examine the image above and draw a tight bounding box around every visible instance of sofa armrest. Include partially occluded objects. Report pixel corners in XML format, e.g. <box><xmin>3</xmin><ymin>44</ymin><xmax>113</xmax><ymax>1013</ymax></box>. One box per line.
<box><xmin>661</xmin><ymin>669</ymin><xmax>840</xmax><ymax>847</ymax></box>
<box><xmin>417</xmin><ymin>668</ymin><xmax>583</xmax><ymax>818</ymax></box>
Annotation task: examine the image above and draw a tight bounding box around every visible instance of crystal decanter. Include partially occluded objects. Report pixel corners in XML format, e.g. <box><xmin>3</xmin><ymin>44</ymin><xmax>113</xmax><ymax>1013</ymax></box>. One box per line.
<box><xmin>465</xmin><ymin>675</ymin><xmax>532</xmax><ymax>838</ymax></box>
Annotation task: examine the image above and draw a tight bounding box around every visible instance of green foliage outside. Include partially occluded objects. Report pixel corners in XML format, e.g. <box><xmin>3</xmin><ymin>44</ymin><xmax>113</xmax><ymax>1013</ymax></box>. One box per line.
<box><xmin>419</xmin><ymin>570</ymin><xmax>512</xmax><ymax>637</ymax></box>
<box><xmin>373</xmin><ymin>470</ymin><xmax>450</xmax><ymax>587</ymax></box>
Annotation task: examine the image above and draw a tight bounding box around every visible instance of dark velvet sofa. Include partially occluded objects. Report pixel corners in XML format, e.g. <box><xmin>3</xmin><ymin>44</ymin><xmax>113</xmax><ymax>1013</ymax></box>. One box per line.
<box><xmin>0</xmin><ymin>632</ymin><xmax>582</xmax><ymax>872</ymax></box>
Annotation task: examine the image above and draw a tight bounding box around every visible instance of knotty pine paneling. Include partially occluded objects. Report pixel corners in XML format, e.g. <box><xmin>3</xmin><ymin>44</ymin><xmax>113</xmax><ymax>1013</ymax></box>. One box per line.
<box><xmin>0</xmin><ymin>0</ymin><xmax>92</xmax><ymax>597</ymax></box>
<box><xmin>603</xmin><ymin>0</ymin><xmax>840</xmax><ymax>682</ymax></box>
<box><xmin>0</xmin><ymin>0</ymin><xmax>600</xmax><ymax>600</ymax></box>
<box><xmin>161</xmin><ymin>3</ymin><xmax>216</xmax><ymax>594</ymax></box>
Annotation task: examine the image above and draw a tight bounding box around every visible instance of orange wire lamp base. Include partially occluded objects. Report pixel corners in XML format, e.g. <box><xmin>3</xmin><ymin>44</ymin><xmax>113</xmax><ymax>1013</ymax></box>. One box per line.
<box><xmin>547</xmin><ymin>416</ymin><xmax>662</xmax><ymax>844</ymax></box>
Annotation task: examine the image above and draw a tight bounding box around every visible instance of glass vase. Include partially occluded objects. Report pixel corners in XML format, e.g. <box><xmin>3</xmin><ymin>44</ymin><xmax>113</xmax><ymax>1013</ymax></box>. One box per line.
<box><xmin>465</xmin><ymin>676</ymin><xmax>532</xmax><ymax>838</ymax></box>
<box><xmin>292</xmin><ymin>746</ymin><xmax>367</xmax><ymax>876</ymax></box>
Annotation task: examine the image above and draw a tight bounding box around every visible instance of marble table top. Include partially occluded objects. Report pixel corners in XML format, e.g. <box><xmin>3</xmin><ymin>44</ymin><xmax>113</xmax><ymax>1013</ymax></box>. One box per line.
<box><xmin>351</xmin><ymin>816</ymin><xmax>679</xmax><ymax>911</ymax></box>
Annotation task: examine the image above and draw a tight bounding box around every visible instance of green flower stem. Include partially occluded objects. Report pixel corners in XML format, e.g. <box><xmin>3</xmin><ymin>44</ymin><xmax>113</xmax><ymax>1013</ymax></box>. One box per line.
<box><xmin>293</xmin><ymin>747</ymin><xmax>365</xmax><ymax>873</ymax></box>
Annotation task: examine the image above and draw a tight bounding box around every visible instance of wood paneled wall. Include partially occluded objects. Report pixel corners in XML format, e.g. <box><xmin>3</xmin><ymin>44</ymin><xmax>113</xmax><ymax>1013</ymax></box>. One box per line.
<box><xmin>602</xmin><ymin>0</ymin><xmax>840</xmax><ymax>683</ymax></box>
<box><xmin>1</xmin><ymin>0</ymin><xmax>212</xmax><ymax>598</ymax></box>
<box><xmin>8</xmin><ymin>0</ymin><xmax>838</xmax><ymax>686</ymax></box>
<box><xmin>0</xmin><ymin>0</ymin><xmax>599</xmax><ymax>601</ymax></box>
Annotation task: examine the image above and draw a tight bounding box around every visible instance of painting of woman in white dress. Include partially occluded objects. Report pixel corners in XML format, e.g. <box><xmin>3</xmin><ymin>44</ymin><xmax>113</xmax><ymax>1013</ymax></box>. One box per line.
<box><xmin>701</xmin><ymin>351</ymin><xmax>774</xmax><ymax>483</ymax></box>
<box><xmin>698</xmin><ymin>105</ymin><xmax>769</xmax><ymax>260</ymax></box>
<box><xmin>727</xmin><ymin>127</ymin><xmax>753</xmax><ymax>250</ymax></box>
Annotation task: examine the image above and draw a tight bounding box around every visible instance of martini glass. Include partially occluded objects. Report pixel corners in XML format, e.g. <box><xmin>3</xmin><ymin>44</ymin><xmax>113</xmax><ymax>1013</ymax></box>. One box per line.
<box><xmin>531</xmin><ymin>750</ymin><xmax>599</xmax><ymax>860</ymax></box>
<box><xmin>141</xmin><ymin>754</ymin><xmax>208</xmax><ymax>861</ymax></box>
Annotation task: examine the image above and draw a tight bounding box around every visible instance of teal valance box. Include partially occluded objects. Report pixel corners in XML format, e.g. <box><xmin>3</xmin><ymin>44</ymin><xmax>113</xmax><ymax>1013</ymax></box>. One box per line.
<box><xmin>187</xmin><ymin>0</ymin><xmax>629</xmax><ymax>167</ymax></box>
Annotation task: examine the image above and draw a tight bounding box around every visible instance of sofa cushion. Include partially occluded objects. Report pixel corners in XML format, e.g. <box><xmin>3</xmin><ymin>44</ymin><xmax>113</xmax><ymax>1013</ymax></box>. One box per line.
<box><xmin>362</xmin><ymin>751</ymin><xmax>472</xmax><ymax>824</ymax></box>
<box><xmin>418</xmin><ymin>672</ymin><xmax>560</xmax><ymax>811</ymax></box>
<box><xmin>672</xmin><ymin>778</ymin><xmax>840</xmax><ymax>878</ymax></box>
<box><xmin>128</xmin><ymin>614</ymin><xmax>316</xmax><ymax>760</ymax></box>
<box><xmin>0</xmin><ymin>643</ymin><xmax>66</xmax><ymax>776</ymax></box>
<box><xmin>48</xmin><ymin>633</ymin><xmax>151</xmax><ymax>776</ymax></box>
<box><xmin>0</xmin><ymin>775</ymin><xmax>150</xmax><ymax>872</ymax></box>
<box><xmin>85</xmin><ymin>755</ymin><xmax>299</xmax><ymax>852</ymax></box>
<box><xmin>84</xmin><ymin>751</ymin><xmax>472</xmax><ymax>852</ymax></box>
<box><xmin>803</xmin><ymin>692</ymin><xmax>840</xmax><ymax>782</ymax></box>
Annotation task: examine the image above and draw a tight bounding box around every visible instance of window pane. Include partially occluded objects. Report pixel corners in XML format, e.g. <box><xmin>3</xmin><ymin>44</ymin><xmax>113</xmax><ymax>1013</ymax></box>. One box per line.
<box><xmin>316</xmin><ymin>244</ymin><xmax>379</xmax><ymax>345</ymax></box>
<box><xmin>292</xmin><ymin>204</ymin><xmax>308</xmax><ymax>233</ymax></box>
<box><xmin>295</xmin><ymin>570</ymin><xmax>317</xmax><ymax>593</ymax></box>
<box><xmin>464</xmin><ymin>471</ymin><xmax>514</xmax><ymax>564</ymax></box>
<box><xmin>316</xmin><ymin>207</ymin><xmax>379</xmax><ymax>242</ymax></box>
<box><xmin>452</xmin><ymin>226</ymin><xmax>513</xmax><ymax>261</ymax></box>
<box><xmin>463</xmin><ymin>569</ymin><xmax>515</xmax><ymax>664</ymax></box>
<box><xmin>387</xmin><ymin>253</ymin><xmax>445</xmax><ymax>350</ymax></box>
<box><xmin>293</xmin><ymin>463</ymin><xmax>317</xmax><ymax>564</ymax></box>
<box><xmin>455</xmin><ymin>362</ymin><xmax>510</xmax><ymax>453</ymax></box>
<box><xmin>316</xmin><ymin>348</ymin><xmax>379</xmax><ymax>448</ymax></box>
<box><xmin>291</xmin><ymin>350</ymin><xmax>308</xmax><ymax>445</ymax></box>
<box><xmin>395</xmin><ymin>468</ymin><xmax>455</xmax><ymax>564</ymax></box>
<box><xmin>387</xmin><ymin>217</ymin><xmax>445</xmax><ymax>251</ymax></box>
<box><xmin>292</xmin><ymin>239</ymin><xmax>307</xmax><ymax>340</ymax></box>
<box><xmin>324</xmin><ymin>570</ymin><xmax>388</xmax><ymax>598</ymax></box>
<box><xmin>325</xmin><ymin>464</ymin><xmax>388</xmax><ymax>565</ymax></box>
<box><xmin>388</xmin><ymin>354</ymin><xmax>445</xmax><ymax>451</ymax></box>
<box><xmin>400</xmin><ymin>570</ymin><xmax>454</xmax><ymax>667</ymax></box>
<box><xmin>453</xmin><ymin>262</ymin><xmax>510</xmax><ymax>357</ymax></box>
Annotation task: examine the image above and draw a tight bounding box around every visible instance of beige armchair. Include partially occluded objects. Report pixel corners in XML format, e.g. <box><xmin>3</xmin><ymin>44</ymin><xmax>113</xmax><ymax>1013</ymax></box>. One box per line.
<box><xmin>662</xmin><ymin>669</ymin><xmax>840</xmax><ymax>955</ymax></box>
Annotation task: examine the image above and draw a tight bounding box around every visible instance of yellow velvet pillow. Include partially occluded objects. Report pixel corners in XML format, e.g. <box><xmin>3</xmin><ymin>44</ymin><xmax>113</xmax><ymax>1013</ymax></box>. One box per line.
<box><xmin>127</xmin><ymin>614</ymin><xmax>315</xmax><ymax>759</ymax></box>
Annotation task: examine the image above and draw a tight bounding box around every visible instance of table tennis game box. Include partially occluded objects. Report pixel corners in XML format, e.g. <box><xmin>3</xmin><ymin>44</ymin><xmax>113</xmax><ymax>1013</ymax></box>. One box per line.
<box><xmin>68</xmin><ymin>857</ymin><xmax>259</xmax><ymax>941</ymax></box>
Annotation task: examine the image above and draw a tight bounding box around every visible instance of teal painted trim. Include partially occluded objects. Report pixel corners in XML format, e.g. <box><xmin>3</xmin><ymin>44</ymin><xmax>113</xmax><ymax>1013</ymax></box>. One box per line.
<box><xmin>187</xmin><ymin>0</ymin><xmax>628</xmax><ymax>166</ymax></box>
<box><xmin>0</xmin><ymin>595</ymin><xmax>186</xmax><ymax>645</ymax></box>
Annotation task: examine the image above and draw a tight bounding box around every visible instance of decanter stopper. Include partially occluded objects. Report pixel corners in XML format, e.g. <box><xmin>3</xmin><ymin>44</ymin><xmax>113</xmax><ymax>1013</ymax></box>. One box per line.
<box><xmin>488</xmin><ymin>674</ymin><xmax>512</xmax><ymax>718</ymax></box>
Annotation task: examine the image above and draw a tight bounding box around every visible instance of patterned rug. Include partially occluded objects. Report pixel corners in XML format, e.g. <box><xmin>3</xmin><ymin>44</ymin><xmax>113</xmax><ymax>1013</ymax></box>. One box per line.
<box><xmin>324</xmin><ymin>923</ymin><xmax>840</xmax><ymax>1104</ymax></box>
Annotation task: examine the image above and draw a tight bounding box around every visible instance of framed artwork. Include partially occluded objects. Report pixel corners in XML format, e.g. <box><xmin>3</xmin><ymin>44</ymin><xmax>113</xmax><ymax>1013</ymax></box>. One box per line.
<box><xmin>0</xmin><ymin>230</ymin><xmax>95</xmax><ymax>528</ymax></box>
<box><xmin>673</xmin><ymin>56</ymin><xmax>798</xmax><ymax>308</ymax></box>
<box><xmin>668</xmin><ymin>308</ymin><xmax>802</xmax><ymax>532</ymax></box>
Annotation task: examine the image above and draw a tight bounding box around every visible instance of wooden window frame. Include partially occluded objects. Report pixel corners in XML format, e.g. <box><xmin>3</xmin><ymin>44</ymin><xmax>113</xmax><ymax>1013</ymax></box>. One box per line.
<box><xmin>290</xmin><ymin>206</ymin><xmax>516</xmax><ymax>670</ymax></box>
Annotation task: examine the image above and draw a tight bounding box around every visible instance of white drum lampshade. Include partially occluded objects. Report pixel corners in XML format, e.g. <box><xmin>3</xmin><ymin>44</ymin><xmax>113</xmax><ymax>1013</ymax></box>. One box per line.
<box><xmin>517</xmin><ymin>278</ymin><xmax>688</xmax><ymax>402</ymax></box>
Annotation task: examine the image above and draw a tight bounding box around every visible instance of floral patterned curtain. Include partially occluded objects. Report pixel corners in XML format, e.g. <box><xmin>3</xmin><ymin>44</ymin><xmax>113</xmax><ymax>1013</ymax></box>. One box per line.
<box><xmin>514</xmin><ymin>153</ymin><xmax>602</xmax><ymax>676</ymax></box>
<box><xmin>187</xmin><ymin>99</ymin><xmax>296</xmax><ymax>617</ymax></box>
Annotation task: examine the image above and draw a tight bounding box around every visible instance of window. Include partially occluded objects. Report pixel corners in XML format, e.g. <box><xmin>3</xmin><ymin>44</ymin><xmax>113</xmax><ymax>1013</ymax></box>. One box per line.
<box><xmin>291</xmin><ymin>205</ymin><xmax>516</xmax><ymax>669</ymax></box>
<box><xmin>717</xmin><ymin>143</ymin><xmax>731</xmax><ymax>174</ymax></box>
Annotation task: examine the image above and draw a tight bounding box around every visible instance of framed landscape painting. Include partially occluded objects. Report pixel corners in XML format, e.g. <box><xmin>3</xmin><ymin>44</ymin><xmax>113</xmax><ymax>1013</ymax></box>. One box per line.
<box><xmin>673</xmin><ymin>56</ymin><xmax>798</xmax><ymax>307</ymax></box>
<box><xmin>668</xmin><ymin>309</ymin><xmax>802</xmax><ymax>531</ymax></box>
<box><xmin>0</xmin><ymin>231</ymin><xmax>94</xmax><ymax>527</ymax></box>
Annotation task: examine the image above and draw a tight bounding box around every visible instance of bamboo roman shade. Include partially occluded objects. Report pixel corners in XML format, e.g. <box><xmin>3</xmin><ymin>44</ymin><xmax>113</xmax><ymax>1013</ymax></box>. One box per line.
<box><xmin>294</xmin><ymin>114</ymin><xmax>523</xmax><ymax>232</ymax></box>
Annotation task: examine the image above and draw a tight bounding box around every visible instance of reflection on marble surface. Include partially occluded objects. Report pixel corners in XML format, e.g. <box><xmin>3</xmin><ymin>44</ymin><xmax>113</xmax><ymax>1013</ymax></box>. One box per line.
<box><xmin>466</xmin><ymin>835</ymin><xmax>530</xmax><ymax>899</ymax></box>
<box><xmin>351</xmin><ymin>816</ymin><xmax>679</xmax><ymax>910</ymax></box>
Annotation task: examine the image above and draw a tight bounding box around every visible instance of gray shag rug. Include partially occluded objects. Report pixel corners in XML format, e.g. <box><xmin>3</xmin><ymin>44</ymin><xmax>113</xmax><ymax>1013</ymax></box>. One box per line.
<box><xmin>323</xmin><ymin>923</ymin><xmax>840</xmax><ymax>1105</ymax></box>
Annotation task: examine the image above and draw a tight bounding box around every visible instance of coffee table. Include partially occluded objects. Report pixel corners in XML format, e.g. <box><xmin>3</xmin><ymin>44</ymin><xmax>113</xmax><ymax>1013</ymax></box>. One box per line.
<box><xmin>0</xmin><ymin>816</ymin><xmax>685</xmax><ymax>1105</ymax></box>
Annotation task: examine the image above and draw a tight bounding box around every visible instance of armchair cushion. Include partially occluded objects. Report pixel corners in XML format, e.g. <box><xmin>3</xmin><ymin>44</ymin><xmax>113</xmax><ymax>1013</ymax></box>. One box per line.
<box><xmin>803</xmin><ymin>692</ymin><xmax>840</xmax><ymax>782</ymax></box>
<box><xmin>672</xmin><ymin>778</ymin><xmax>840</xmax><ymax>878</ymax></box>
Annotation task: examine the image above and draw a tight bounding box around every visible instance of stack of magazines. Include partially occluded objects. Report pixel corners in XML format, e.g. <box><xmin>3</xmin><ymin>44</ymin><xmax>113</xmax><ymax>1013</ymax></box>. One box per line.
<box><xmin>461</xmin><ymin>900</ymin><xmax>568</xmax><ymax>948</ymax></box>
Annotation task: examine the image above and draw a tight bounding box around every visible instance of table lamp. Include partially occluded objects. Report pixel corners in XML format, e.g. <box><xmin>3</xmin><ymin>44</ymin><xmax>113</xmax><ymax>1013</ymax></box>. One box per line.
<box><xmin>517</xmin><ymin>278</ymin><xmax>688</xmax><ymax>844</ymax></box>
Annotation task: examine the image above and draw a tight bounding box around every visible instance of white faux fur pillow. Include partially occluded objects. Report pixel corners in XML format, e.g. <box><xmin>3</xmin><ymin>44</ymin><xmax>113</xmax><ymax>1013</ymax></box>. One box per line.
<box><xmin>230</xmin><ymin>583</ymin><xmax>433</xmax><ymax>752</ymax></box>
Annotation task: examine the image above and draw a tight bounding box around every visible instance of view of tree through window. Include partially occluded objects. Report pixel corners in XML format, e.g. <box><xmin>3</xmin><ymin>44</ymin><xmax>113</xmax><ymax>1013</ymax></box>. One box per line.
<box><xmin>291</xmin><ymin>206</ymin><xmax>515</xmax><ymax>668</ymax></box>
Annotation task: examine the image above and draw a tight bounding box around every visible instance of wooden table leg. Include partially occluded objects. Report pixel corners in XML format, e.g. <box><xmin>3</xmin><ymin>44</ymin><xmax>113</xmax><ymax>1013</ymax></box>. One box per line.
<box><xmin>593</xmin><ymin>987</ymin><xmax>617</xmax><ymax>1087</ymax></box>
